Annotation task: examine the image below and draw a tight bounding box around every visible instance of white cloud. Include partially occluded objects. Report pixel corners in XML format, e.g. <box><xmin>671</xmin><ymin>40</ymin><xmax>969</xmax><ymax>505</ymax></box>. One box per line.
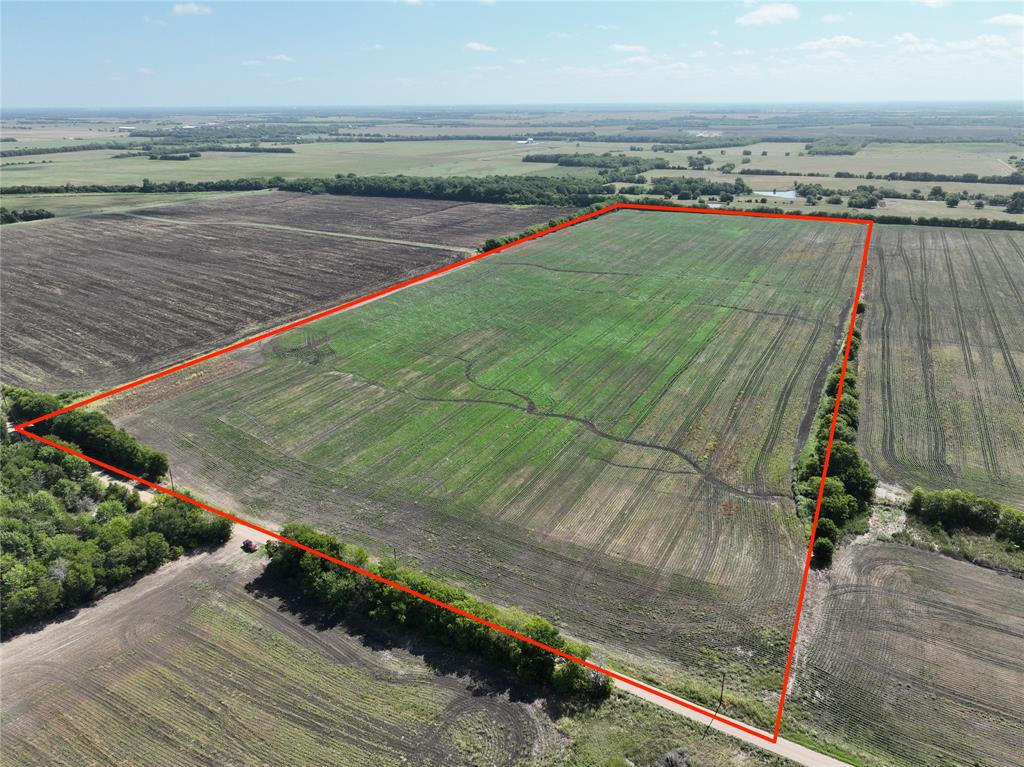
<box><xmin>623</xmin><ymin>55</ymin><xmax>655</xmax><ymax>65</ymax></box>
<box><xmin>266</xmin><ymin>53</ymin><xmax>294</xmax><ymax>62</ymax></box>
<box><xmin>915</xmin><ymin>0</ymin><xmax>949</xmax><ymax>6</ymax></box>
<box><xmin>361</xmin><ymin>44</ymin><xmax>384</xmax><ymax>52</ymax></box>
<box><xmin>945</xmin><ymin>34</ymin><xmax>1010</xmax><ymax>51</ymax></box>
<box><xmin>596</xmin><ymin>24</ymin><xmax>617</xmax><ymax>31</ymax></box>
<box><xmin>609</xmin><ymin>43</ymin><xmax>648</xmax><ymax>53</ymax></box>
<box><xmin>822</xmin><ymin>13</ymin><xmax>845</xmax><ymax>24</ymax></box>
<box><xmin>465</xmin><ymin>41</ymin><xmax>497</xmax><ymax>52</ymax></box>
<box><xmin>711</xmin><ymin>41</ymin><xmax>724</xmax><ymax>49</ymax></box>
<box><xmin>733</xmin><ymin>48</ymin><xmax>755</xmax><ymax>56</ymax></box>
<box><xmin>138</xmin><ymin>67</ymin><xmax>154</xmax><ymax>75</ymax></box>
<box><xmin>798</xmin><ymin>35</ymin><xmax>869</xmax><ymax>50</ymax></box>
<box><xmin>400</xmin><ymin>0</ymin><xmax>424</xmax><ymax>5</ymax></box>
<box><xmin>983</xmin><ymin>14</ymin><xmax>1024</xmax><ymax>27</ymax></box>
<box><xmin>241</xmin><ymin>59</ymin><xmax>261</xmax><ymax>66</ymax></box>
<box><xmin>171</xmin><ymin>3</ymin><xmax>211</xmax><ymax>16</ymax></box>
<box><xmin>691</xmin><ymin>50</ymin><xmax>706</xmax><ymax>58</ymax></box>
<box><xmin>892</xmin><ymin>33</ymin><xmax>921</xmax><ymax>44</ymax></box>
<box><xmin>736</xmin><ymin>3</ymin><xmax>799</xmax><ymax>26</ymax></box>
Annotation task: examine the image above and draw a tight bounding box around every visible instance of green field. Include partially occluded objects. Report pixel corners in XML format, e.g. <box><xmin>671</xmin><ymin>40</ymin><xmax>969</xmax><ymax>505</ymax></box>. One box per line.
<box><xmin>115</xmin><ymin>208</ymin><xmax>865</xmax><ymax>716</ymax></box>
<box><xmin>682</xmin><ymin>141</ymin><xmax>1020</xmax><ymax>177</ymax></box>
<box><xmin>0</xmin><ymin>139</ymin><xmax>626</xmax><ymax>186</ymax></box>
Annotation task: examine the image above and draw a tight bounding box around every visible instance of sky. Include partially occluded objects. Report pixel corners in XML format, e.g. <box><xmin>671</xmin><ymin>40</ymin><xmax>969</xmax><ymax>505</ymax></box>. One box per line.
<box><xmin>2</xmin><ymin>1</ymin><xmax>1022</xmax><ymax>108</ymax></box>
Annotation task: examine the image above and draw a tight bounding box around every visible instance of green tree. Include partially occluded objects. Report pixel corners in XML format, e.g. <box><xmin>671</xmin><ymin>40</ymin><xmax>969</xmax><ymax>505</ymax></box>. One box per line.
<box><xmin>812</xmin><ymin>537</ymin><xmax>834</xmax><ymax>567</ymax></box>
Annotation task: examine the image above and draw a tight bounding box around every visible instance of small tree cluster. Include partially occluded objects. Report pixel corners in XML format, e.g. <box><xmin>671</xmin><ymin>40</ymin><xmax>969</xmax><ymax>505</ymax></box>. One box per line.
<box><xmin>908</xmin><ymin>488</ymin><xmax>1024</xmax><ymax>547</ymax></box>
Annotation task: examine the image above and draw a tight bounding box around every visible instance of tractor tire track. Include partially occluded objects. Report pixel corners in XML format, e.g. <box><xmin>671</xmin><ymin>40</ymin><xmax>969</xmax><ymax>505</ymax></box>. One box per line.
<box><xmin>960</xmin><ymin>230</ymin><xmax>1024</xmax><ymax>417</ymax></box>
<box><xmin>898</xmin><ymin>231</ymin><xmax>951</xmax><ymax>476</ymax></box>
<box><xmin>942</xmin><ymin>233</ymin><xmax>1000</xmax><ymax>477</ymax></box>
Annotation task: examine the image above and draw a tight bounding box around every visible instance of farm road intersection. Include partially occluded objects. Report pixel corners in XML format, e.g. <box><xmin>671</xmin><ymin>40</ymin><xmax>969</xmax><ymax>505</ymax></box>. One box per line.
<box><xmin>14</xmin><ymin>203</ymin><xmax>871</xmax><ymax>762</ymax></box>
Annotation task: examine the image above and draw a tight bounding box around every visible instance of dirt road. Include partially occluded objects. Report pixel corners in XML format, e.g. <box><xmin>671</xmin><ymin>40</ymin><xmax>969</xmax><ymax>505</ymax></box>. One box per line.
<box><xmin>613</xmin><ymin>676</ymin><xmax>852</xmax><ymax>767</ymax></box>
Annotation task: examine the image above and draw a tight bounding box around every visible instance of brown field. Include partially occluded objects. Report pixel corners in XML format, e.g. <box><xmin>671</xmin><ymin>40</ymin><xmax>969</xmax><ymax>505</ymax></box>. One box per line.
<box><xmin>794</xmin><ymin>541</ymin><xmax>1024</xmax><ymax>767</ymax></box>
<box><xmin>857</xmin><ymin>226</ymin><xmax>1024</xmax><ymax>509</ymax></box>
<box><xmin>0</xmin><ymin>525</ymin><xmax>797</xmax><ymax>767</ymax></box>
<box><xmin>0</xmin><ymin>194</ymin><xmax>572</xmax><ymax>392</ymax></box>
<box><xmin>0</xmin><ymin>530</ymin><xmax>563</xmax><ymax>766</ymax></box>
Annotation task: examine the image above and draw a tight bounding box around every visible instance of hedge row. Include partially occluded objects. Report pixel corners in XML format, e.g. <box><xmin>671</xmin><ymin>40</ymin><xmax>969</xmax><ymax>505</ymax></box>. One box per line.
<box><xmin>266</xmin><ymin>523</ymin><xmax>611</xmax><ymax>698</ymax></box>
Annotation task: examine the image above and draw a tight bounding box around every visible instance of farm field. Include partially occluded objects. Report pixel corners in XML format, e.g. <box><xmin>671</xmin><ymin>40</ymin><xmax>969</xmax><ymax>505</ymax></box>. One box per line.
<box><xmin>0</xmin><ymin>139</ymin><xmax>632</xmax><ymax>186</ymax></box>
<box><xmin>0</xmin><ymin>190</ymin><xmax>263</xmax><ymax>218</ymax></box>
<box><xmin>0</xmin><ymin>194</ymin><xmax>571</xmax><ymax>391</ymax></box>
<box><xmin>857</xmin><ymin>226</ymin><xmax>1024</xmax><ymax>509</ymax></box>
<box><xmin>652</xmin><ymin>169</ymin><xmax>1024</xmax><ymax>199</ymax></box>
<box><xmin>0</xmin><ymin>523</ymin><xmax>797</xmax><ymax>767</ymax></box>
<box><xmin>794</xmin><ymin>541</ymin><xmax>1024</xmax><ymax>767</ymax></box>
<box><xmin>683</xmin><ymin>141</ymin><xmax>1019</xmax><ymax>177</ymax></box>
<box><xmin>714</xmin><ymin>194</ymin><xmax>1024</xmax><ymax>223</ymax></box>
<box><xmin>111</xmin><ymin>209</ymin><xmax>866</xmax><ymax>713</ymax></box>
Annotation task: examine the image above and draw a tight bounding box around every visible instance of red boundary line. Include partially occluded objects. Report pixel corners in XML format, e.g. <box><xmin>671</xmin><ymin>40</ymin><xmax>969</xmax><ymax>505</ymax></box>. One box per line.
<box><xmin>13</xmin><ymin>202</ymin><xmax>873</xmax><ymax>745</ymax></box>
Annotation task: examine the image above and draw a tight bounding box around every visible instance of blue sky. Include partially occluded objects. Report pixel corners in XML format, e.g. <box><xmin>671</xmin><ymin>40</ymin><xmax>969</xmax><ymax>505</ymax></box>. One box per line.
<box><xmin>2</xmin><ymin>1</ymin><xmax>1022</xmax><ymax>107</ymax></box>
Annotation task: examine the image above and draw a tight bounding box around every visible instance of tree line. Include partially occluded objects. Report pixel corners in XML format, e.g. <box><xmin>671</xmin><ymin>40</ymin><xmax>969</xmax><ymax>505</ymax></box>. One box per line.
<box><xmin>620</xmin><ymin>176</ymin><xmax>751</xmax><ymax>200</ymax></box>
<box><xmin>277</xmin><ymin>173</ymin><xmax>612</xmax><ymax>206</ymax></box>
<box><xmin>4</xmin><ymin>387</ymin><xmax>169</xmax><ymax>481</ymax></box>
<box><xmin>266</xmin><ymin>523</ymin><xmax>611</xmax><ymax>699</ymax></box>
<box><xmin>1</xmin><ymin>410</ymin><xmax>231</xmax><ymax>636</ymax></box>
<box><xmin>793</xmin><ymin>312</ymin><xmax>877</xmax><ymax>567</ymax></box>
<box><xmin>1</xmin><ymin>207</ymin><xmax>54</xmax><ymax>224</ymax></box>
<box><xmin>907</xmin><ymin>488</ymin><xmax>1024</xmax><ymax>548</ymax></box>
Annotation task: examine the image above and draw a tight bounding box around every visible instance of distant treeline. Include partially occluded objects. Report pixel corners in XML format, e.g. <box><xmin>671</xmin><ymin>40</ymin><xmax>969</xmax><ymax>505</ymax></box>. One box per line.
<box><xmin>738</xmin><ymin>168</ymin><xmax>1023</xmax><ymax>185</ymax></box>
<box><xmin>908</xmin><ymin>488</ymin><xmax>1024</xmax><ymax>548</ymax></box>
<box><xmin>794</xmin><ymin>313</ymin><xmax>877</xmax><ymax>567</ymax></box>
<box><xmin>522</xmin><ymin>152</ymin><xmax>670</xmax><ymax>171</ymax></box>
<box><xmin>1</xmin><ymin>207</ymin><xmax>54</xmax><ymax>224</ymax></box>
<box><xmin>621</xmin><ymin>176</ymin><xmax>751</xmax><ymax>199</ymax></box>
<box><xmin>276</xmin><ymin>174</ymin><xmax>612</xmax><ymax>206</ymax></box>
<box><xmin>804</xmin><ymin>138</ymin><xmax>865</xmax><ymax>156</ymax></box>
<box><xmin>4</xmin><ymin>387</ymin><xmax>169</xmax><ymax>481</ymax></box>
<box><xmin>834</xmin><ymin>170</ymin><xmax>1023</xmax><ymax>185</ymax></box>
<box><xmin>1</xmin><ymin>395</ymin><xmax>232</xmax><ymax>636</ymax></box>
<box><xmin>1</xmin><ymin>141</ymin><xmax>297</xmax><ymax>158</ymax></box>
<box><xmin>266</xmin><ymin>523</ymin><xmax>611</xmax><ymax>698</ymax></box>
<box><xmin>740</xmin><ymin>169</ymin><xmax>831</xmax><ymax>178</ymax></box>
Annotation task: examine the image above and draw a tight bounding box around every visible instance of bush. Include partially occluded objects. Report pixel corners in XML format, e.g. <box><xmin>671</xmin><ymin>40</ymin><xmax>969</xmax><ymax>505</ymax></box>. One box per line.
<box><xmin>812</xmin><ymin>538</ymin><xmax>834</xmax><ymax>566</ymax></box>
<box><xmin>908</xmin><ymin>487</ymin><xmax>1023</xmax><ymax>546</ymax></box>
<box><xmin>816</xmin><ymin>517</ymin><xmax>840</xmax><ymax>544</ymax></box>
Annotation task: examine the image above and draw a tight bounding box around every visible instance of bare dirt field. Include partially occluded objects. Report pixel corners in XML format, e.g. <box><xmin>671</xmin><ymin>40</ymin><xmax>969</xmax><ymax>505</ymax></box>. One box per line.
<box><xmin>857</xmin><ymin>226</ymin><xmax>1024</xmax><ymax>509</ymax></box>
<box><xmin>109</xmin><ymin>210</ymin><xmax>866</xmax><ymax>727</ymax></box>
<box><xmin>0</xmin><ymin>521</ymin><xmax>801</xmax><ymax>767</ymax></box>
<box><xmin>0</xmin><ymin>194</ymin><xmax>572</xmax><ymax>392</ymax></box>
<box><xmin>794</xmin><ymin>541</ymin><xmax>1024</xmax><ymax>767</ymax></box>
<box><xmin>0</xmin><ymin>525</ymin><xmax>565</xmax><ymax>767</ymax></box>
<box><xmin>132</xmin><ymin>191</ymin><xmax>574</xmax><ymax>249</ymax></box>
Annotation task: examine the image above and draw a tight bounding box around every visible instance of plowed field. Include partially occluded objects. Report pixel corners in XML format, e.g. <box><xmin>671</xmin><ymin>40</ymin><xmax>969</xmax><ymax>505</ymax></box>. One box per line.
<box><xmin>858</xmin><ymin>227</ymin><xmax>1024</xmax><ymax>509</ymax></box>
<box><xmin>0</xmin><ymin>193</ymin><xmax>571</xmax><ymax>391</ymax></box>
